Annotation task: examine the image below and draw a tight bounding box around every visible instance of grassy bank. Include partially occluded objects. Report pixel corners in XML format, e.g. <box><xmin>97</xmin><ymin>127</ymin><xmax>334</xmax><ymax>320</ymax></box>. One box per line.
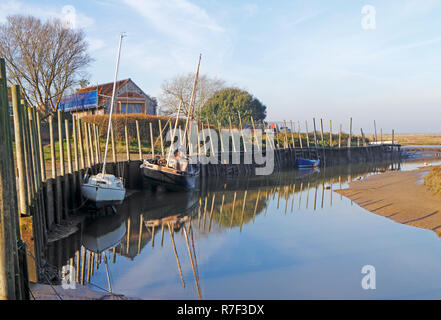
<box><xmin>383</xmin><ymin>133</ymin><xmax>441</xmax><ymax>145</ymax></box>
<box><xmin>424</xmin><ymin>166</ymin><xmax>441</xmax><ymax>195</ymax></box>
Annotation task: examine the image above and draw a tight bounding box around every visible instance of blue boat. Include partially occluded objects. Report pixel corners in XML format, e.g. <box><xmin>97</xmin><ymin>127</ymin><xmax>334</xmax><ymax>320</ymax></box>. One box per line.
<box><xmin>296</xmin><ymin>158</ymin><xmax>320</xmax><ymax>168</ymax></box>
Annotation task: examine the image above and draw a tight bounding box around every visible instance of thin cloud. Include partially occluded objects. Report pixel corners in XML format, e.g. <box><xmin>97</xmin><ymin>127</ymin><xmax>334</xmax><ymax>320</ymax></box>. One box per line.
<box><xmin>0</xmin><ymin>0</ymin><xmax>94</xmax><ymax>29</ymax></box>
<box><xmin>367</xmin><ymin>37</ymin><xmax>441</xmax><ymax>59</ymax></box>
<box><xmin>123</xmin><ymin>0</ymin><xmax>224</xmax><ymax>45</ymax></box>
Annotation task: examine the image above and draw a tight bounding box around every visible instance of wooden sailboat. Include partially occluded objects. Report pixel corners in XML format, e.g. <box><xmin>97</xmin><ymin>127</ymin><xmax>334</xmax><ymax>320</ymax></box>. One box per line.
<box><xmin>140</xmin><ymin>55</ymin><xmax>202</xmax><ymax>192</ymax></box>
<box><xmin>81</xmin><ymin>34</ymin><xmax>126</xmax><ymax>203</ymax></box>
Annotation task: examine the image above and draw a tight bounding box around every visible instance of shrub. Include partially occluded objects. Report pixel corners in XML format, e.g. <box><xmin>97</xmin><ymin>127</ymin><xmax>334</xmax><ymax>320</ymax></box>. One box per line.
<box><xmin>424</xmin><ymin>166</ymin><xmax>441</xmax><ymax>196</ymax></box>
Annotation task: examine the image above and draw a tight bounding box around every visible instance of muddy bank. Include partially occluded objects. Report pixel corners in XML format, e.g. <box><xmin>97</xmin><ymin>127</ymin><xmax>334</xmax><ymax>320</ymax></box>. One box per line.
<box><xmin>336</xmin><ymin>166</ymin><xmax>441</xmax><ymax>236</ymax></box>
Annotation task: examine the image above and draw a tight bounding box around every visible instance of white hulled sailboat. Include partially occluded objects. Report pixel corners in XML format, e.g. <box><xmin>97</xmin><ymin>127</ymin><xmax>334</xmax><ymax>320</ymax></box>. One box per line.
<box><xmin>81</xmin><ymin>34</ymin><xmax>126</xmax><ymax>203</ymax></box>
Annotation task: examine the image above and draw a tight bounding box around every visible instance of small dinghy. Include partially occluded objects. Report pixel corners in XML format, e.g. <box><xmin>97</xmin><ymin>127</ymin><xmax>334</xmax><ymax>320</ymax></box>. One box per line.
<box><xmin>296</xmin><ymin>157</ymin><xmax>320</xmax><ymax>168</ymax></box>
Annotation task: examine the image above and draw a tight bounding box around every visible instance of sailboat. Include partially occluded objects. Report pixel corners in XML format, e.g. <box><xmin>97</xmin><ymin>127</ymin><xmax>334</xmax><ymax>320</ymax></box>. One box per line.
<box><xmin>81</xmin><ymin>34</ymin><xmax>126</xmax><ymax>203</ymax></box>
<box><xmin>140</xmin><ymin>55</ymin><xmax>202</xmax><ymax>192</ymax></box>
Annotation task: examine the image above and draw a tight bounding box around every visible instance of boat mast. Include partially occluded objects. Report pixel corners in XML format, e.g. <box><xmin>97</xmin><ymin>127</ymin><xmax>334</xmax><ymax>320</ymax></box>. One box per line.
<box><xmin>183</xmin><ymin>55</ymin><xmax>201</xmax><ymax>155</ymax></box>
<box><xmin>102</xmin><ymin>33</ymin><xmax>124</xmax><ymax>176</ymax></box>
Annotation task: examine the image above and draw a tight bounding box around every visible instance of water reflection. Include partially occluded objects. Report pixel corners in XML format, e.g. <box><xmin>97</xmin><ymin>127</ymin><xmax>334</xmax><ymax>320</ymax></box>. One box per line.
<box><xmin>47</xmin><ymin>160</ymin><xmax>416</xmax><ymax>299</ymax></box>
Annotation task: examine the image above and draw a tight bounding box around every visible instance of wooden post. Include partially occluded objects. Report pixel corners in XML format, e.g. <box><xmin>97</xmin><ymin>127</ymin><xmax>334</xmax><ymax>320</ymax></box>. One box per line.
<box><xmin>83</xmin><ymin>122</ymin><xmax>91</xmax><ymax>168</ymax></box>
<box><xmin>348</xmin><ymin>118</ymin><xmax>352</xmax><ymax>148</ymax></box>
<box><xmin>49</xmin><ymin>115</ymin><xmax>57</xmax><ymax>179</ymax></box>
<box><xmin>380</xmin><ymin>128</ymin><xmax>383</xmax><ymax>145</ymax></box>
<box><xmin>110</xmin><ymin>122</ymin><xmax>116</xmax><ymax>163</ymax></box>
<box><xmin>283</xmin><ymin>120</ymin><xmax>289</xmax><ymax>149</ymax></box>
<box><xmin>93</xmin><ymin>124</ymin><xmax>100</xmax><ymax>163</ymax></box>
<box><xmin>36</xmin><ymin>112</ymin><xmax>46</xmax><ymax>181</ymax></box>
<box><xmin>87</xmin><ymin>123</ymin><xmax>94</xmax><ymax>166</ymax></box>
<box><xmin>297</xmin><ymin>121</ymin><xmax>303</xmax><ymax>149</ymax></box>
<box><xmin>338</xmin><ymin>124</ymin><xmax>342</xmax><ymax>148</ymax></box>
<box><xmin>136</xmin><ymin>120</ymin><xmax>142</xmax><ymax>160</ymax></box>
<box><xmin>374</xmin><ymin>120</ymin><xmax>378</xmax><ymax>142</ymax></box>
<box><xmin>72</xmin><ymin>116</ymin><xmax>79</xmax><ymax>172</ymax></box>
<box><xmin>392</xmin><ymin>129</ymin><xmax>395</xmax><ymax>146</ymax></box>
<box><xmin>290</xmin><ymin>120</ymin><xmax>295</xmax><ymax>148</ymax></box>
<box><xmin>77</xmin><ymin>119</ymin><xmax>85</xmax><ymax>170</ymax></box>
<box><xmin>229</xmin><ymin>116</ymin><xmax>237</xmax><ymax>152</ymax></box>
<box><xmin>65</xmin><ymin>119</ymin><xmax>73</xmax><ymax>174</ymax></box>
<box><xmin>319</xmin><ymin>118</ymin><xmax>325</xmax><ymax>147</ymax></box>
<box><xmin>158</xmin><ymin>119</ymin><xmax>165</xmax><ymax>156</ymax></box>
<box><xmin>57</xmin><ymin>110</ymin><xmax>65</xmax><ymax>176</ymax></box>
<box><xmin>305</xmin><ymin>120</ymin><xmax>310</xmax><ymax>148</ymax></box>
<box><xmin>0</xmin><ymin>58</ymin><xmax>26</xmax><ymax>300</ymax></box>
<box><xmin>11</xmin><ymin>86</ymin><xmax>27</xmax><ymax>215</ymax></box>
<box><xmin>361</xmin><ymin>128</ymin><xmax>366</xmax><ymax>147</ymax></box>
<box><xmin>149</xmin><ymin>122</ymin><xmax>155</xmax><ymax>159</ymax></box>
<box><xmin>329</xmin><ymin>120</ymin><xmax>332</xmax><ymax>147</ymax></box>
<box><xmin>21</xmin><ymin>100</ymin><xmax>33</xmax><ymax>205</ymax></box>
<box><xmin>312</xmin><ymin>118</ymin><xmax>318</xmax><ymax>147</ymax></box>
<box><xmin>125</xmin><ymin>124</ymin><xmax>130</xmax><ymax>162</ymax></box>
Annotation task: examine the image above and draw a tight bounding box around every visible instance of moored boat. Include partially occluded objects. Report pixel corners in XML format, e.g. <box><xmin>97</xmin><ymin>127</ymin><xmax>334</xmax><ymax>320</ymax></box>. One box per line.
<box><xmin>81</xmin><ymin>173</ymin><xmax>126</xmax><ymax>204</ymax></box>
<box><xmin>296</xmin><ymin>157</ymin><xmax>320</xmax><ymax>168</ymax></box>
<box><xmin>140</xmin><ymin>158</ymin><xmax>200</xmax><ymax>191</ymax></box>
<box><xmin>81</xmin><ymin>34</ymin><xmax>126</xmax><ymax>204</ymax></box>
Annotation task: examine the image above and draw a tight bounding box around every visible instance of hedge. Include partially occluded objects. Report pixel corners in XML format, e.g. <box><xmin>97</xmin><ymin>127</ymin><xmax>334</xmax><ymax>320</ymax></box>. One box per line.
<box><xmin>81</xmin><ymin>114</ymin><xmax>186</xmax><ymax>140</ymax></box>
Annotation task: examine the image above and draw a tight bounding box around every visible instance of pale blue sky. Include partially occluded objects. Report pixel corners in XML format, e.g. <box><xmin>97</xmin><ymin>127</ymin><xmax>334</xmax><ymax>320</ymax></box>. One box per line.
<box><xmin>1</xmin><ymin>0</ymin><xmax>441</xmax><ymax>133</ymax></box>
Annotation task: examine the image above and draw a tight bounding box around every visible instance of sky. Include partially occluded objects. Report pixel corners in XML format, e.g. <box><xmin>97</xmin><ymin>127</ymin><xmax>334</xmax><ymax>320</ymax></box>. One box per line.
<box><xmin>1</xmin><ymin>0</ymin><xmax>441</xmax><ymax>133</ymax></box>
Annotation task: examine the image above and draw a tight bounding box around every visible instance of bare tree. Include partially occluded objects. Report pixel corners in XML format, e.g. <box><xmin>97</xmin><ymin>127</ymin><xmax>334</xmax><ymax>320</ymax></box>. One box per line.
<box><xmin>159</xmin><ymin>73</ymin><xmax>225</xmax><ymax>116</ymax></box>
<box><xmin>0</xmin><ymin>15</ymin><xmax>92</xmax><ymax>114</ymax></box>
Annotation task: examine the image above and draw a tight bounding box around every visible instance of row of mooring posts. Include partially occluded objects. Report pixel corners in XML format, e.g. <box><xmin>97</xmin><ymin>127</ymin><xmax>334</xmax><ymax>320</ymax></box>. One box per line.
<box><xmin>195</xmin><ymin>113</ymin><xmax>400</xmax><ymax>177</ymax></box>
<box><xmin>0</xmin><ymin>58</ymin><xmax>29</xmax><ymax>300</ymax></box>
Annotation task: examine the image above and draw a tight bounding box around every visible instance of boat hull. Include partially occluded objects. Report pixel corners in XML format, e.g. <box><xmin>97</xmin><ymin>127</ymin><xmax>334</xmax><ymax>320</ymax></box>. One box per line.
<box><xmin>141</xmin><ymin>164</ymin><xmax>199</xmax><ymax>191</ymax></box>
<box><xmin>81</xmin><ymin>183</ymin><xmax>126</xmax><ymax>203</ymax></box>
<box><xmin>296</xmin><ymin>158</ymin><xmax>320</xmax><ymax>168</ymax></box>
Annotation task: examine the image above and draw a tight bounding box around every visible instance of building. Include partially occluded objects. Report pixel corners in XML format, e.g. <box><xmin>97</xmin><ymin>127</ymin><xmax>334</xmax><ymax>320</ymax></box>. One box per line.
<box><xmin>59</xmin><ymin>78</ymin><xmax>157</xmax><ymax>117</ymax></box>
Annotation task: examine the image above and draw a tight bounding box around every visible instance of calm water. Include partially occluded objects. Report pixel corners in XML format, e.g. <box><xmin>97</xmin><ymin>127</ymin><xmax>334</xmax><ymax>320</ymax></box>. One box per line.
<box><xmin>47</xmin><ymin>159</ymin><xmax>441</xmax><ymax>299</ymax></box>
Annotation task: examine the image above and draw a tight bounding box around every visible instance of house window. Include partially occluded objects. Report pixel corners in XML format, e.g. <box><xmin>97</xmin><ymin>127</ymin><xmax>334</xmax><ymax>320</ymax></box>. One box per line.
<box><xmin>120</xmin><ymin>103</ymin><xmax>143</xmax><ymax>114</ymax></box>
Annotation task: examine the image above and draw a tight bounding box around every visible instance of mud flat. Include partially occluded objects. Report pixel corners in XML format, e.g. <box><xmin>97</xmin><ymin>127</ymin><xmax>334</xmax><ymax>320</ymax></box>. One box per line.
<box><xmin>336</xmin><ymin>166</ymin><xmax>441</xmax><ymax>235</ymax></box>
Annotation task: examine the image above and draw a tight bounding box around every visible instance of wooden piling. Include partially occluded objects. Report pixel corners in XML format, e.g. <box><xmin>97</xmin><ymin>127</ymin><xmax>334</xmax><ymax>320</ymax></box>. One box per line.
<box><xmin>149</xmin><ymin>122</ymin><xmax>155</xmax><ymax>159</ymax></box>
<box><xmin>49</xmin><ymin>116</ymin><xmax>57</xmax><ymax>179</ymax></box>
<box><xmin>72</xmin><ymin>116</ymin><xmax>79</xmax><ymax>172</ymax></box>
<box><xmin>11</xmin><ymin>86</ymin><xmax>27</xmax><ymax>216</ymax></box>
<box><xmin>36</xmin><ymin>112</ymin><xmax>46</xmax><ymax>182</ymax></box>
<box><xmin>125</xmin><ymin>124</ymin><xmax>130</xmax><ymax>162</ymax></box>
<box><xmin>65</xmin><ymin>119</ymin><xmax>73</xmax><ymax>174</ymax></box>
<box><xmin>110</xmin><ymin>122</ymin><xmax>116</xmax><ymax>163</ymax></box>
<box><xmin>136</xmin><ymin>120</ymin><xmax>142</xmax><ymax>160</ymax></box>
<box><xmin>0</xmin><ymin>59</ymin><xmax>27</xmax><ymax>299</ymax></box>
<box><xmin>57</xmin><ymin>110</ymin><xmax>65</xmax><ymax>177</ymax></box>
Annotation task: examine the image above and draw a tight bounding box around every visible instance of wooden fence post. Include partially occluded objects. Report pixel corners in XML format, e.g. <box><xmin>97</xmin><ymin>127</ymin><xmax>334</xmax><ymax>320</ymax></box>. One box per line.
<box><xmin>11</xmin><ymin>86</ymin><xmax>27</xmax><ymax>216</ymax></box>
<box><xmin>57</xmin><ymin>110</ymin><xmax>65</xmax><ymax>176</ymax></box>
